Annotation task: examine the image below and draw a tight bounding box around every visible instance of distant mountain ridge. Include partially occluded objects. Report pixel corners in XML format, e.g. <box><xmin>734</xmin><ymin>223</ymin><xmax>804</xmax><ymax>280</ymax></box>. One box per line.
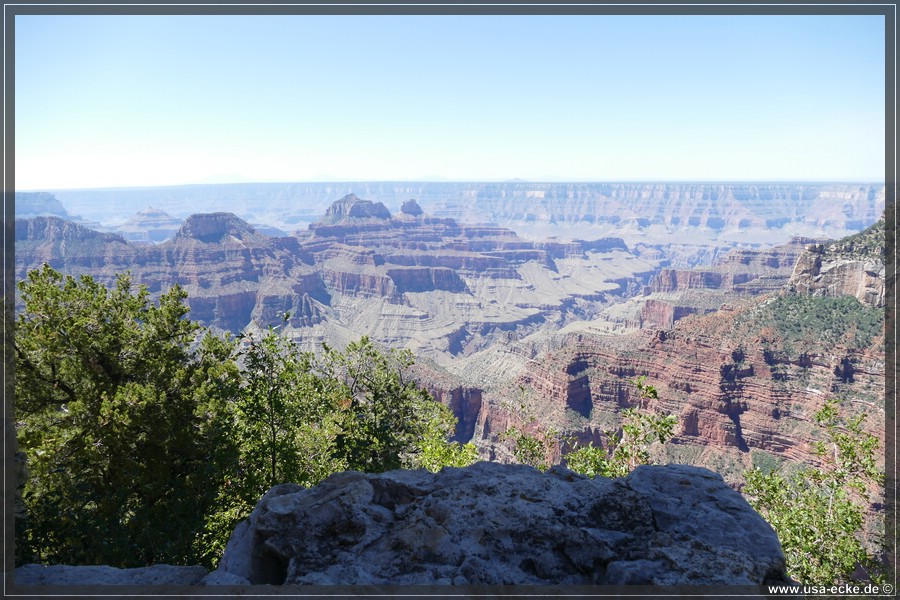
<box><xmin>33</xmin><ymin>181</ymin><xmax>884</xmax><ymax>238</ymax></box>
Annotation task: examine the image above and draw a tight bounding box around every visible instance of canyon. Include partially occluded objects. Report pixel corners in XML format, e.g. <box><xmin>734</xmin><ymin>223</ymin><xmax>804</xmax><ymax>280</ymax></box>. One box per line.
<box><xmin>15</xmin><ymin>195</ymin><xmax>658</xmax><ymax>363</ymax></box>
<box><xmin>14</xmin><ymin>189</ymin><xmax>887</xmax><ymax>486</ymax></box>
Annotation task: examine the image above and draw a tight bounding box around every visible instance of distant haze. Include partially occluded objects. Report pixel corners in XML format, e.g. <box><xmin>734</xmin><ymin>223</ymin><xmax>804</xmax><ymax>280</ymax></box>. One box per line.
<box><xmin>15</xmin><ymin>14</ymin><xmax>885</xmax><ymax>189</ymax></box>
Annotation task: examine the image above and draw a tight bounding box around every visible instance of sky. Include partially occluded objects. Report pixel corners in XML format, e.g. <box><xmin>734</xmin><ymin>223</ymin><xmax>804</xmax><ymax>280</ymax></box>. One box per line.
<box><xmin>14</xmin><ymin>12</ymin><xmax>887</xmax><ymax>190</ymax></box>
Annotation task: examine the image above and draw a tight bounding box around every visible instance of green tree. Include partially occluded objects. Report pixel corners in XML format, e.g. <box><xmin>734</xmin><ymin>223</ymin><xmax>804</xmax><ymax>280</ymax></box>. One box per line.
<box><xmin>743</xmin><ymin>398</ymin><xmax>885</xmax><ymax>585</ymax></box>
<box><xmin>323</xmin><ymin>336</ymin><xmax>476</xmax><ymax>473</ymax></box>
<box><xmin>15</xmin><ymin>266</ymin><xmax>477</xmax><ymax>569</ymax></box>
<box><xmin>405</xmin><ymin>395</ymin><xmax>479</xmax><ymax>473</ymax></box>
<box><xmin>200</xmin><ymin>332</ymin><xmax>476</xmax><ymax>565</ymax></box>
<box><xmin>565</xmin><ymin>377</ymin><xmax>677</xmax><ymax>478</ymax></box>
<box><xmin>234</xmin><ymin>319</ymin><xmax>345</xmax><ymax>493</ymax></box>
<box><xmin>15</xmin><ymin>265</ymin><xmax>239</xmax><ymax>568</ymax></box>
<box><xmin>197</xmin><ymin>318</ymin><xmax>347</xmax><ymax>565</ymax></box>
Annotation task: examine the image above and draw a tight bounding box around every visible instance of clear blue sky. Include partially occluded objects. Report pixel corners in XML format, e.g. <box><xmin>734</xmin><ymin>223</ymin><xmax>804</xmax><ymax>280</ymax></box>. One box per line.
<box><xmin>15</xmin><ymin>14</ymin><xmax>886</xmax><ymax>189</ymax></box>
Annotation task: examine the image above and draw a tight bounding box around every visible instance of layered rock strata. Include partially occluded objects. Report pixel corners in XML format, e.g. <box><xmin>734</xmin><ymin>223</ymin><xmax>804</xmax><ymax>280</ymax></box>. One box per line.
<box><xmin>474</xmin><ymin>296</ymin><xmax>885</xmax><ymax>475</ymax></box>
<box><xmin>636</xmin><ymin>237</ymin><xmax>826</xmax><ymax>330</ymax></box>
<box><xmin>15</xmin><ymin>195</ymin><xmax>657</xmax><ymax>364</ymax></box>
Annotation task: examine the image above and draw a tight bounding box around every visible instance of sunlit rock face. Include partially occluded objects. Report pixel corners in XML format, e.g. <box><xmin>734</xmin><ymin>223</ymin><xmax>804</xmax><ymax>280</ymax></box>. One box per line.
<box><xmin>205</xmin><ymin>462</ymin><xmax>791</xmax><ymax>586</ymax></box>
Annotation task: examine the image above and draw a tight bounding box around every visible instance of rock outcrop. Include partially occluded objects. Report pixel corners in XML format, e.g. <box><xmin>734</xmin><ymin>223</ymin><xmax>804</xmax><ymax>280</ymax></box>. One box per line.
<box><xmin>205</xmin><ymin>462</ymin><xmax>791</xmax><ymax>586</ymax></box>
<box><xmin>175</xmin><ymin>212</ymin><xmax>267</xmax><ymax>244</ymax></box>
<box><xmin>400</xmin><ymin>198</ymin><xmax>424</xmax><ymax>217</ymax></box>
<box><xmin>322</xmin><ymin>193</ymin><xmax>392</xmax><ymax>223</ymax></box>
<box><xmin>788</xmin><ymin>218</ymin><xmax>886</xmax><ymax>308</ymax></box>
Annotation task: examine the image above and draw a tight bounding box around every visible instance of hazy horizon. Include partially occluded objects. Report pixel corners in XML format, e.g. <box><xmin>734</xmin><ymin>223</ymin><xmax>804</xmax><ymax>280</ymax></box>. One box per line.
<box><xmin>16</xmin><ymin>176</ymin><xmax>889</xmax><ymax>194</ymax></box>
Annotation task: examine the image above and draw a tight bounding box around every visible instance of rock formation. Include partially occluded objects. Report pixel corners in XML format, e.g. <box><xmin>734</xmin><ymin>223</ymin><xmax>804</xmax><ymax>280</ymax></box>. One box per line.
<box><xmin>472</xmin><ymin>281</ymin><xmax>885</xmax><ymax>477</ymax></box>
<box><xmin>638</xmin><ymin>236</ymin><xmax>822</xmax><ymax>329</ymax></box>
<box><xmin>322</xmin><ymin>193</ymin><xmax>392</xmax><ymax>223</ymax></box>
<box><xmin>788</xmin><ymin>218</ymin><xmax>886</xmax><ymax>308</ymax></box>
<box><xmin>15</xmin><ymin>191</ymin><xmax>70</xmax><ymax>218</ymax></box>
<box><xmin>12</xmin><ymin>463</ymin><xmax>792</xmax><ymax>587</ymax></box>
<box><xmin>400</xmin><ymin>198</ymin><xmax>424</xmax><ymax>217</ymax></box>
<box><xmin>46</xmin><ymin>182</ymin><xmax>884</xmax><ymax>271</ymax></box>
<box><xmin>204</xmin><ymin>462</ymin><xmax>791</xmax><ymax>586</ymax></box>
<box><xmin>12</xmin><ymin>195</ymin><xmax>885</xmax><ymax>475</ymax></box>
<box><xmin>114</xmin><ymin>207</ymin><xmax>183</xmax><ymax>243</ymax></box>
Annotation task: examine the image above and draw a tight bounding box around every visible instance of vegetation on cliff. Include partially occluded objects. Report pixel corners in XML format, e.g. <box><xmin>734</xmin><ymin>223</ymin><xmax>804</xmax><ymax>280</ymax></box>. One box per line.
<box><xmin>735</xmin><ymin>294</ymin><xmax>884</xmax><ymax>356</ymax></box>
<box><xmin>820</xmin><ymin>215</ymin><xmax>885</xmax><ymax>261</ymax></box>
<box><xmin>14</xmin><ymin>265</ymin><xmax>476</xmax><ymax>569</ymax></box>
<box><xmin>564</xmin><ymin>378</ymin><xmax>677</xmax><ymax>479</ymax></box>
<box><xmin>744</xmin><ymin>399</ymin><xmax>885</xmax><ymax>584</ymax></box>
<box><xmin>502</xmin><ymin>377</ymin><xmax>677</xmax><ymax>479</ymax></box>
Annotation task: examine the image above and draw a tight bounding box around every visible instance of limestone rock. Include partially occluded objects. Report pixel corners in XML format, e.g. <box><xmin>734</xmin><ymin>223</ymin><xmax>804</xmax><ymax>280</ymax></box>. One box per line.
<box><xmin>174</xmin><ymin>212</ymin><xmax>265</xmax><ymax>244</ymax></box>
<box><xmin>788</xmin><ymin>217</ymin><xmax>885</xmax><ymax>308</ymax></box>
<box><xmin>14</xmin><ymin>563</ymin><xmax>208</xmax><ymax>585</ymax></box>
<box><xmin>208</xmin><ymin>462</ymin><xmax>790</xmax><ymax>586</ymax></box>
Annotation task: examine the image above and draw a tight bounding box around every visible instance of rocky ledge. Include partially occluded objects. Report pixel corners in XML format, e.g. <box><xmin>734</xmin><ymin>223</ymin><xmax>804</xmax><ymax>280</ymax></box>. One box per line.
<box><xmin>209</xmin><ymin>462</ymin><xmax>789</xmax><ymax>586</ymax></box>
<box><xmin>15</xmin><ymin>463</ymin><xmax>791</xmax><ymax>587</ymax></box>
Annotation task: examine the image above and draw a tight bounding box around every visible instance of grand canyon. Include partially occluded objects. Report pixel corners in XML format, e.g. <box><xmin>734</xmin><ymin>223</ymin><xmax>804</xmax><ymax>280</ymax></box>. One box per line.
<box><xmin>14</xmin><ymin>181</ymin><xmax>887</xmax><ymax>483</ymax></box>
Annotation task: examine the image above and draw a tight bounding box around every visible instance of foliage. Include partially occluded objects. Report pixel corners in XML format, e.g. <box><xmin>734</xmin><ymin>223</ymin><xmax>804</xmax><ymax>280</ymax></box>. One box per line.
<box><xmin>565</xmin><ymin>377</ymin><xmax>677</xmax><ymax>478</ymax></box>
<box><xmin>234</xmin><ymin>319</ymin><xmax>346</xmax><ymax>493</ymax></box>
<box><xmin>499</xmin><ymin>425</ymin><xmax>558</xmax><ymax>472</ymax></box>
<box><xmin>15</xmin><ymin>266</ymin><xmax>477</xmax><ymax>569</ymax></box>
<box><xmin>498</xmin><ymin>385</ymin><xmax>565</xmax><ymax>472</ymax></box>
<box><xmin>15</xmin><ymin>265</ymin><xmax>240</xmax><ymax>567</ymax></box>
<box><xmin>406</xmin><ymin>399</ymin><xmax>479</xmax><ymax>473</ymax></box>
<box><xmin>201</xmin><ymin>334</ymin><xmax>477</xmax><ymax>564</ymax></box>
<box><xmin>743</xmin><ymin>398</ymin><xmax>885</xmax><ymax>585</ymax></box>
<box><xmin>824</xmin><ymin>216</ymin><xmax>885</xmax><ymax>261</ymax></box>
<box><xmin>499</xmin><ymin>377</ymin><xmax>676</xmax><ymax>477</ymax></box>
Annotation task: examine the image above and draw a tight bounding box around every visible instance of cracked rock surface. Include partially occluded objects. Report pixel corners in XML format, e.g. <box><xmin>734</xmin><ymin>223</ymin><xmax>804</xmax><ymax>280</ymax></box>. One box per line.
<box><xmin>206</xmin><ymin>462</ymin><xmax>790</xmax><ymax>586</ymax></box>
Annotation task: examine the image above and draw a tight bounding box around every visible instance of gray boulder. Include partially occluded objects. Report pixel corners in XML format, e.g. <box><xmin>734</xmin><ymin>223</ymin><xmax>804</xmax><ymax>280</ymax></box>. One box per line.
<box><xmin>206</xmin><ymin>462</ymin><xmax>791</xmax><ymax>586</ymax></box>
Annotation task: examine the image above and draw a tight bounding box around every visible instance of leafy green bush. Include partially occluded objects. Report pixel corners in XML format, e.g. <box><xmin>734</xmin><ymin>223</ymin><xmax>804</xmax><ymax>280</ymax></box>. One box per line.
<box><xmin>565</xmin><ymin>377</ymin><xmax>677</xmax><ymax>478</ymax></box>
<box><xmin>15</xmin><ymin>265</ymin><xmax>239</xmax><ymax>567</ymax></box>
<box><xmin>743</xmin><ymin>399</ymin><xmax>885</xmax><ymax>585</ymax></box>
<box><xmin>15</xmin><ymin>266</ymin><xmax>477</xmax><ymax>569</ymax></box>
